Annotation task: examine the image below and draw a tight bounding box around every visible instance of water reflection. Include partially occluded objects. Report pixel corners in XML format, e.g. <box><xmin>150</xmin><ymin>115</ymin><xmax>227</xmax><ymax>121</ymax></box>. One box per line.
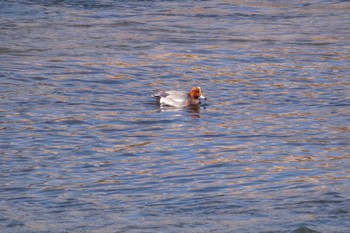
<box><xmin>159</xmin><ymin>104</ymin><xmax>203</xmax><ymax>117</ymax></box>
<box><xmin>1</xmin><ymin>0</ymin><xmax>350</xmax><ymax>232</ymax></box>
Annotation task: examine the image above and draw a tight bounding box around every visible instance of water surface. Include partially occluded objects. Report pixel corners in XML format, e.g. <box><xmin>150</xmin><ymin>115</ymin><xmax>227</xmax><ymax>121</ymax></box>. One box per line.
<box><xmin>1</xmin><ymin>0</ymin><xmax>350</xmax><ymax>232</ymax></box>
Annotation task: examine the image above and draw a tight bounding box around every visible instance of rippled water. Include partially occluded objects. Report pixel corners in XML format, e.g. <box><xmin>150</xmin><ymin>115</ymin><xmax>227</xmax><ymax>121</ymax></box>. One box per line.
<box><xmin>1</xmin><ymin>0</ymin><xmax>350</xmax><ymax>232</ymax></box>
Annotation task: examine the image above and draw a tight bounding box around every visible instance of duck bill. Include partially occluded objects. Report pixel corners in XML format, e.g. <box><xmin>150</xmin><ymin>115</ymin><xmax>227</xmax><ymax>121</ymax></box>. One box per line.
<box><xmin>199</xmin><ymin>95</ymin><xmax>207</xmax><ymax>105</ymax></box>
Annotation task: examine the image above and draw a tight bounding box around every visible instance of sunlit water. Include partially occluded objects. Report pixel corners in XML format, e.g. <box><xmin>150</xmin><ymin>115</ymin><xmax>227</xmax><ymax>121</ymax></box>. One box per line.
<box><xmin>1</xmin><ymin>0</ymin><xmax>350</xmax><ymax>232</ymax></box>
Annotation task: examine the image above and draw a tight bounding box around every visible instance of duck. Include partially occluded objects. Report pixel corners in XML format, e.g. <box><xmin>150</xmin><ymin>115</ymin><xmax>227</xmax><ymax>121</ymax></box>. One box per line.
<box><xmin>154</xmin><ymin>86</ymin><xmax>206</xmax><ymax>107</ymax></box>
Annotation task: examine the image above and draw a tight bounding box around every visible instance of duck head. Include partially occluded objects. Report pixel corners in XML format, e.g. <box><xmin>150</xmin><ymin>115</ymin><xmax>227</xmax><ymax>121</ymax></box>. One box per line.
<box><xmin>189</xmin><ymin>86</ymin><xmax>206</xmax><ymax>105</ymax></box>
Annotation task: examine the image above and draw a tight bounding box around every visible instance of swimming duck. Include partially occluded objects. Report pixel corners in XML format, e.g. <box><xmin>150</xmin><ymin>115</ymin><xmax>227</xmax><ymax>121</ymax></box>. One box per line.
<box><xmin>154</xmin><ymin>86</ymin><xmax>206</xmax><ymax>107</ymax></box>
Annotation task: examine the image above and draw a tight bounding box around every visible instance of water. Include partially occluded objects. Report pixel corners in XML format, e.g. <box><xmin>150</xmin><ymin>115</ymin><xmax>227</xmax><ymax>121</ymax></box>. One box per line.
<box><xmin>1</xmin><ymin>0</ymin><xmax>350</xmax><ymax>232</ymax></box>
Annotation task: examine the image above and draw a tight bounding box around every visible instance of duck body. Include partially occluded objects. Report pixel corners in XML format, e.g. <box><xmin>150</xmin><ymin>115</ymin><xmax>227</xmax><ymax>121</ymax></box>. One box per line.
<box><xmin>154</xmin><ymin>87</ymin><xmax>206</xmax><ymax>107</ymax></box>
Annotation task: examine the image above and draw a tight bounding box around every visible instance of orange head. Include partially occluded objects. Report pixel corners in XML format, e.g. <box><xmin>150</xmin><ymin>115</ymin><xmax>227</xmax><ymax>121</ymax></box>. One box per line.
<box><xmin>189</xmin><ymin>86</ymin><xmax>203</xmax><ymax>100</ymax></box>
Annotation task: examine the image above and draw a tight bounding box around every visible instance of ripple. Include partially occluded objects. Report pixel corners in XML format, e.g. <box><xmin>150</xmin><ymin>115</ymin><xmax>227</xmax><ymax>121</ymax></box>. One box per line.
<box><xmin>1</xmin><ymin>0</ymin><xmax>350</xmax><ymax>232</ymax></box>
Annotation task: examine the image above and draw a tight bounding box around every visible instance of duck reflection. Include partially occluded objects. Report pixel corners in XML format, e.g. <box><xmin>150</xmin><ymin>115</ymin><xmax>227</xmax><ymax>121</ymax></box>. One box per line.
<box><xmin>159</xmin><ymin>104</ymin><xmax>205</xmax><ymax>118</ymax></box>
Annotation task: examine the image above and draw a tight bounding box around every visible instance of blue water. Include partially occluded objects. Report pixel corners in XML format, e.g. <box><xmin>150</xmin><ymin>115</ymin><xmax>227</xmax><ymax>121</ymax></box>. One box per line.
<box><xmin>1</xmin><ymin>0</ymin><xmax>350</xmax><ymax>232</ymax></box>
